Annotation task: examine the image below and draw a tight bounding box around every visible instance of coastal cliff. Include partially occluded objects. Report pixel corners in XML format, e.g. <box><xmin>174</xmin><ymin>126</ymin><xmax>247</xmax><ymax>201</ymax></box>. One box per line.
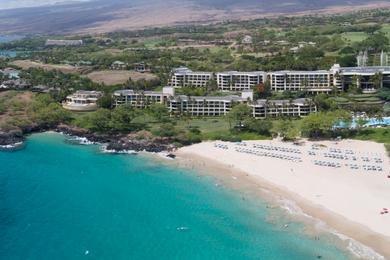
<box><xmin>0</xmin><ymin>123</ymin><xmax>176</xmax><ymax>153</ymax></box>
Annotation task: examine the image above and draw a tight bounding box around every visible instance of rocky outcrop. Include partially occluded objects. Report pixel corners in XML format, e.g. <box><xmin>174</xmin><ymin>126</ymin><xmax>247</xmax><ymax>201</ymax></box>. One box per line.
<box><xmin>0</xmin><ymin>130</ymin><xmax>24</xmax><ymax>146</ymax></box>
<box><xmin>56</xmin><ymin>124</ymin><xmax>176</xmax><ymax>153</ymax></box>
<box><xmin>56</xmin><ymin>124</ymin><xmax>112</xmax><ymax>143</ymax></box>
<box><xmin>1</xmin><ymin>124</ymin><xmax>176</xmax><ymax>153</ymax></box>
<box><xmin>105</xmin><ymin>137</ymin><xmax>175</xmax><ymax>153</ymax></box>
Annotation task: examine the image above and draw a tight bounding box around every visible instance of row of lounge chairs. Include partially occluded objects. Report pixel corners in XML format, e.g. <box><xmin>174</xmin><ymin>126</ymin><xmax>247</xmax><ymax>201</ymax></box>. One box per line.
<box><xmin>235</xmin><ymin>147</ymin><xmax>302</xmax><ymax>162</ymax></box>
<box><xmin>214</xmin><ymin>144</ymin><xmax>228</xmax><ymax>150</ymax></box>
<box><xmin>362</xmin><ymin>165</ymin><xmax>383</xmax><ymax>171</ymax></box>
<box><xmin>346</xmin><ymin>164</ymin><xmax>382</xmax><ymax>171</ymax></box>
<box><xmin>313</xmin><ymin>160</ymin><xmax>341</xmax><ymax>168</ymax></box>
<box><xmin>324</xmin><ymin>153</ymin><xmax>352</xmax><ymax>160</ymax></box>
<box><xmin>252</xmin><ymin>144</ymin><xmax>301</xmax><ymax>154</ymax></box>
<box><xmin>329</xmin><ymin>148</ymin><xmax>354</xmax><ymax>155</ymax></box>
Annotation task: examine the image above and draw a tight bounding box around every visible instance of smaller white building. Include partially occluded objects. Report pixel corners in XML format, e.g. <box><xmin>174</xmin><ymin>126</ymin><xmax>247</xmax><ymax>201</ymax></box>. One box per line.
<box><xmin>0</xmin><ymin>68</ymin><xmax>20</xmax><ymax>79</ymax></box>
<box><xmin>134</xmin><ymin>63</ymin><xmax>151</xmax><ymax>73</ymax></box>
<box><xmin>62</xmin><ymin>91</ymin><xmax>103</xmax><ymax>111</ymax></box>
<box><xmin>45</xmin><ymin>39</ymin><xmax>83</xmax><ymax>46</ymax></box>
<box><xmin>242</xmin><ymin>35</ymin><xmax>253</xmax><ymax>44</ymax></box>
<box><xmin>111</xmin><ymin>61</ymin><xmax>127</xmax><ymax>70</ymax></box>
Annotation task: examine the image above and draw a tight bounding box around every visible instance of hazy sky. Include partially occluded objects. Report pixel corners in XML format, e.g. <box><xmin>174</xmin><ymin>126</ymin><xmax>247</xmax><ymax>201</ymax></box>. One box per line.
<box><xmin>0</xmin><ymin>0</ymin><xmax>91</xmax><ymax>10</ymax></box>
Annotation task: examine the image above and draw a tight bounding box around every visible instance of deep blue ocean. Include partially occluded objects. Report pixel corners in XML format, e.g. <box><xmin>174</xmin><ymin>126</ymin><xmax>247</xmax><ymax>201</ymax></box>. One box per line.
<box><xmin>0</xmin><ymin>133</ymin><xmax>349</xmax><ymax>259</ymax></box>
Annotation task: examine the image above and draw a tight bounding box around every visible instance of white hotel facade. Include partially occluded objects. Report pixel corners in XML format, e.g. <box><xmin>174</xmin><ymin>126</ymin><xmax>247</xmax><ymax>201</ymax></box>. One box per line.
<box><xmin>113</xmin><ymin>87</ymin><xmax>317</xmax><ymax>118</ymax></box>
<box><xmin>169</xmin><ymin>67</ymin><xmax>340</xmax><ymax>94</ymax></box>
<box><xmin>252</xmin><ymin>98</ymin><xmax>317</xmax><ymax>119</ymax></box>
<box><xmin>269</xmin><ymin>70</ymin><xmax>339</xmax><ymax>94</ymax></box>
<box><xmin>168</xmin><ymin>67</ymin><xmax>213</xmax><ymax>88</ymax></box>
<box><xmin>169</xmin><ymin>91</ymin><xmax>254</xmax><ymax>117</ymax></box>
<box><xmin>216</xmin><ymin>71</ymin><xmax>266</xmax><ymax>91</ymax></box>
<box><xmin>169</xmin><ymin>64</ymin><xmax>390</xmax><ymax>94</ymax></box>
<box><xmin>113</xmin><ymin>87</ymin><xmax>175</xmax><ymax>108</ymax></box>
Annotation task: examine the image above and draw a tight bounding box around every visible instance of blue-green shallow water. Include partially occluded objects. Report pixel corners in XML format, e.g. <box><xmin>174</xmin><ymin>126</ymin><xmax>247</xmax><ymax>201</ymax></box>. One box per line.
<box><xmin>0</xmin><ymin>133</ymin><xmax>349</xmax><ymax>259</ymax></box>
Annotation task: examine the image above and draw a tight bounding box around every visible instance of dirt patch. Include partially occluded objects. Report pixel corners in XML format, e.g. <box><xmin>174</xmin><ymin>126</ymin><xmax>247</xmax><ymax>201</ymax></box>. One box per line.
<box><xmin>11</xmin><ymin>60</ymin><xmax>85</xmax><ymax>74</ymax></box>
<box><xmin>86</xmin><ymin>70</ymin><xmax>158</xmax><ymax>85</ymax></box>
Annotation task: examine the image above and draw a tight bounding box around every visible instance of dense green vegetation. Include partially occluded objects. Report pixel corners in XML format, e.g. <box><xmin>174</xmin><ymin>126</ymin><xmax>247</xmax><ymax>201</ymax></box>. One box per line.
<box><xmin>1</xmin><ymin>9</ymin><xmax>390</xmax><ymax>149</ymax></box>
<box><xmin>2</xmin><ymin>10</ymin><xmax>390</xmax><ymax>76</ymax></box>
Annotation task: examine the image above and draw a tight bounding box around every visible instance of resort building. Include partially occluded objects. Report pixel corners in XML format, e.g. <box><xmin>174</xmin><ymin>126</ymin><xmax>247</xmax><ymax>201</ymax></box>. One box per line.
<box><xmin>111</xmin><ymin>61</ymin><xmax>128</xmax><ymax>70</ymax></box>
<box><xmin>0</xmin><ymin>68</ymin><xmax>20</xmax><ymax>79</ymax></box>
<box><xmin>45</xmin><ymin>39</ymin><xmax>83</xmax><ymax>46</ymax></box>
<box><xmin>134</xmin><ymin>63</ymin><xmax>151</xmax><ymax>73</ymax></box>
<box><xmin>113</xmin><ymin>87</ymin><xmax>175</xmax><ymax>108</ymax></box>
<box><xmin>331</xmin><ymin>64</ymin><xmax>390</xmax><ymax>93</ymax></box>
<box><xmin>242</xmin><ymin>35</ymin><xmax>253</xmax><ymax>44</ymax></box>
<box><xmin>269</xmin><ymin>70</ymin><xmax>337</xmax><ymax>94</ymax></box>
<box><xmin>62</xmin><ymin>91</ymin><xmax>103</xmax><ymax>111</ymax></box>
<box><xmin>216</xmin><ymin>71</ymin><xmax>266</xmax><ymax>91</ymax></box>
<box><xmin>252</xmin><ymin>98</ymin><xmax>317</xmax><ymax>119</ymax></box>
<box><xmin>168</xmin><ymin>67</ymin><xmax>213</xmax><ymax>88</ymax></box>
<box><xmin>169</xmin><ymin>91</ymin><xmax>252</xmax><ymax>117</ymax></box>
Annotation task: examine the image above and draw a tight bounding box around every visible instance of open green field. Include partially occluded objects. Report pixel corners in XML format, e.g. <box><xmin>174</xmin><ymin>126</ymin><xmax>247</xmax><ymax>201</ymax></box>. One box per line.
<box><xmin>380</xmin><ymin>24</ymin><xmax>390</xmax><ymax>37</ymax></box>
<box><xmin>354</xmin><ymin>127</ymin><xmax>390</xmax><ymax>144</ymax></box>
<box><xmin>384</xmin><ymin>103</ymin><xmax>390</xmax><ymax>116</ymax></box>
<box><xmin>341</xmin><ymin>32</ymin><xmax>368</xmax><ymax>43</ymax></box>
<box><xmin>350</xmin><ymin>103</ymin><xmax>390</xmax><ymax>154</ymax></box>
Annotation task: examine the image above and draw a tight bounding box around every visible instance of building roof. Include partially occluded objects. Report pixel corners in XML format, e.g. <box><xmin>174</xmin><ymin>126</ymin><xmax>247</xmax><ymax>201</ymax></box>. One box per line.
<box><xmin>254</xmin><ymin>98</ymin><xmax>313</xmax><ymax>106</ymax></box>
<box><xmin>112</xmin><ymin>61</ymin><xmax>126</xmax><ymax>65</ymax></box>
<box><xmin>45</xmin><ymin>39</ymin><xmax>83</xmax><ymax>46</ymax></box>
<box><xmin>339</xmin><ymin>66</ymin><xmax>390</xmax><ymax>75</ymax></box>
<box><xmin>270</xmin><ymin>70</ymin><xmax>330</xmax><ymax>75</ymax></box>
<box><xmin>172</xmin><ymin>67</ymin><xmax>193</xmax><ymax>73</ymax></box>
<box><xmin>173</xmin><ymin>95</ymin><xmax>245</xmax><ymax>102</ymax></box>
<box><xmin>114</xmin><ymin>89</ymin><xmax>164</xmax><ymax>96</ymax></box>
<box><xmin>171</xmin><ymin>67</ymin><xmax>212</xmax><ymax>75</ymax></box>
<box><xmin>217</xmin><ymin>71</ymin><xmax>266</xmax><ymax>76</ymax></box>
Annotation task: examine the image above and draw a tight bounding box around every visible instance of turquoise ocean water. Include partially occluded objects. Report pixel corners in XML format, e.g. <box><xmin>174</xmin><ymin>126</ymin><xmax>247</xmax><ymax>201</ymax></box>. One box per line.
<box><xmin>0</xmin><ymin>133</ymin><xmax>349</xmax><ymax>259</ymax></box>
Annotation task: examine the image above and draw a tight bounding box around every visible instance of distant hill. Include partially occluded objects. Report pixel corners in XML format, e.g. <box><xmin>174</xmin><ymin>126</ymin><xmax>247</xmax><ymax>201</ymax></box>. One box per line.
<box><xmin>0</xmin><ymin>0</ymin><xmax>389</xmax><ymax>34</ymax></box>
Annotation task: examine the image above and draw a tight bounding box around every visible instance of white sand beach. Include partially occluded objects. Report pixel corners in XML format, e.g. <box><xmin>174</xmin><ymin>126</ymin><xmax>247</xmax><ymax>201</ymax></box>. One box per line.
<box><xmin>176</xmin><ymin>139</ymin><xmax>390</xmax><ymax>258</ymax></box>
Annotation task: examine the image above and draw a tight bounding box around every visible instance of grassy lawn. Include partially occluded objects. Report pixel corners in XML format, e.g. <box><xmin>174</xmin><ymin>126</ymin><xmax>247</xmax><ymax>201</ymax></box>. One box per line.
<box><xmin>208</xmin><ymin>46</ymin><xmax>227</xmax><ymax>53</ymax></box>
<box><xmin>353</xmin><ymin>127</ymin><xmax>390</xmax><ymax>155</ymax></box>
<box><xmin>384</xmin><ymin>103</ymin><xmax>390</xmax><ymax>116</ymax></box>
<box><xmin>353</xmin><ymin>127</ymin><xmax>390</xmax><ymax>144</ymax></box>
<box><xmin>380</xmin><ymin>24</ymin><xmax>390</xmax><ymax>38</ymax></box>
<box><xmin>151</xmin><ymin>117</ymin><xmax>271</xmax><ymax>141</ymax></box>
<box><xmin>175</xmin><ymin>117</ymin><xmax>230</xmax><ymax>133</ymax></box>
<box><xmin>341</xmin><ymin>32</ymin><xmax>368</xmax><ymax>43</ymax></box>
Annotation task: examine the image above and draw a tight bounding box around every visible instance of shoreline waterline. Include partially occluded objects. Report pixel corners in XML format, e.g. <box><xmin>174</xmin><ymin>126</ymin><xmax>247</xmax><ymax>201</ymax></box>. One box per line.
<box><xmin>168</xmin><ymin>141</ymin><xmax>390</xmax><ymax>259</ymax></box>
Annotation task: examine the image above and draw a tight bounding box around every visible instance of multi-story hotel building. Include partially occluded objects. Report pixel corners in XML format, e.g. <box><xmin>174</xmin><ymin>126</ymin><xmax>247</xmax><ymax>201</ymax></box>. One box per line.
<box><xmin>269</xmin><ymin>70</ymin><xmax>337</xmax><ymax>94</ymax></box>
<box><xmin>216</xmin><ymin>71</ymin><xmax>266</xmax><ymax>91</ymax></box>
<box><xmin>113</xmin><ymin>87</ymin><xmax>175</xmax><ymax>108</ymax></box>
<box><xmin>169</xmin><ymin>64</ymin><xmax>390</xmax><ymax>94</ymax></box>
<box><xmin>168</xmin><ymin>67</ymin><xmax>213</xmax><ymax>88</ymax></box>
<box><xmin>252</xmin><ymin>98</ymin><xmax>317</xmax><ymax>119</ymax></box>
<box><xmin>169</xmin><ymin>91</ymin><xmax>253</xmax><ymax>117</ymax></box>
<box><xmin>331</xmin><ymin>64</ymin><xmax>390</xmax><ymax>93</ymax></box>
<box><xmin>113</xmin><ymin>86</ymin><xmax>317</xmax><ymax>119</ymax></box>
